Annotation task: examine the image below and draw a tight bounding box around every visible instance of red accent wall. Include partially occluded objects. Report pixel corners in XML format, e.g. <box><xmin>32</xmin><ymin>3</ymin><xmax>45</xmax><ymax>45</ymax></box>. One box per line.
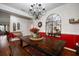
<box><xmin>61</xmin><ymin>34</ymin><xmax>76</xmax><ymax>49</ymax></box>
<box><xmin>39</xmin><ymin>32</ymin><xmax>79</xmax><ymax>49</ymax></box>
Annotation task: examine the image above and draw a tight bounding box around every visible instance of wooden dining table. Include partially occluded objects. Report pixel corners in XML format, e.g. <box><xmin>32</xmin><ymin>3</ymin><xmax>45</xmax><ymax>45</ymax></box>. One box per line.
<box><xmin>20</xmin><ymin>36</ymin><xmax>65</xmax><ymax>56</ymax></box>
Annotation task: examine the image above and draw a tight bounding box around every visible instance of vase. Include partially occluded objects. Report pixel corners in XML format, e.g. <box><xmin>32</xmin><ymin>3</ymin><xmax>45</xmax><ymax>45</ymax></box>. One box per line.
<box><xmin>31</xmin><ymin>33</ymin><xmax>37</xmax><ymax>38</ymax></box>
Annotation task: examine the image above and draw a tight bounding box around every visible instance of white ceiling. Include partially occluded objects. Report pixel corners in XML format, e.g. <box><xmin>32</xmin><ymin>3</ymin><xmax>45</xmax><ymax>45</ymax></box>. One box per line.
<box><xmin>3</xmin><ymin>3</ymin><xmax>65</xmax><ymax>13</ymax></box>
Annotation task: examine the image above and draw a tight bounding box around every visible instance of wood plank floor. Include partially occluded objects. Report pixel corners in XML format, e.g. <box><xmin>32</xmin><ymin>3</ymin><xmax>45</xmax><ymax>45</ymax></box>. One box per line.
<box><xmin>0</xmin><ymin>45</ymin><xmax>79</xmax><ymax>56</ymax></box>
<box><xmin>61</xmin><ymin>49</ymin><xmax>78</xmax><ymax>56</ymax></box>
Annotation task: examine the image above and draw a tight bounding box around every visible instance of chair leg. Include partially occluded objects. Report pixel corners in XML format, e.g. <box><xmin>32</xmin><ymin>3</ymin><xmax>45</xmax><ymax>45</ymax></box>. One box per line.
<box><xmin>9</xmin><ymin>46</ymin><xmax>13</xmax><ymax>56</ymax></box>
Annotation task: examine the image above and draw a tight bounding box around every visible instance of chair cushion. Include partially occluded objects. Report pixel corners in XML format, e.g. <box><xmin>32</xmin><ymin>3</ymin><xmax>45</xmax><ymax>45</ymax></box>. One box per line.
<box><xmin>10</xmin><ymin>37</ymin><xmax>20</xmax><ymax>42</ymax></box>
<box><xmin>12</xmin><ymin>32</ymin><xmax>22</xmax><ymax>37</ymax></box>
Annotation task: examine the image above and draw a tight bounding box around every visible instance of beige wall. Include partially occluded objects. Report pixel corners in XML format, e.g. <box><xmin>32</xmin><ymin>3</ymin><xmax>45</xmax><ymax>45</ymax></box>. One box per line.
<box><xmin>37</xmin><ymin>3</ymin><xmax>79</xmax><ymax>35</ymax></box>
<box><xmin>10</xmin><ymin>15</ymin><xmax>33</xmax><ymax>36</ymax></box>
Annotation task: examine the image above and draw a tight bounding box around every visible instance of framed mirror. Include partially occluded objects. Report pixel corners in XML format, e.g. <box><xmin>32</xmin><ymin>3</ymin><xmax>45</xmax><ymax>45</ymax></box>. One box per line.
<box><xmin>38</xmin><ymin>21</ymin><xmax>42</xmax><ymax>28</ymax></box>
<box><xmin>45</xmin><ymin>13</ymin><xmax>61</xmax><ymax>37</ymax></box>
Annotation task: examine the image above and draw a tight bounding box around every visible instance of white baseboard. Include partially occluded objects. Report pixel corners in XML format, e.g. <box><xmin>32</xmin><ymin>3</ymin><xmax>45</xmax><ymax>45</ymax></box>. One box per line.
<box><xmin>64</xmin><ymin>47</ymin><xmax>76</xmax><ymax>52</ymax></box>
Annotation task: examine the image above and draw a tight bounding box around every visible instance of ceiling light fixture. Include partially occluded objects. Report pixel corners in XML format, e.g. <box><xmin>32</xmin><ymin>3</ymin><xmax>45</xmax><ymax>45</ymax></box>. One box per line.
<box><xmin>29</xmin><ymin>3</ymin><xmax>46</xmax><ymax>19</ymax></box>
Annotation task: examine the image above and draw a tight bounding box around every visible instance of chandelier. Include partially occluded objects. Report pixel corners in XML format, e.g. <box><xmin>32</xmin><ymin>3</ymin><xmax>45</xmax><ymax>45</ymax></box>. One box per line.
<box><xmin>29</xmin><ymin>3</ymin><xmax>46</xmax><ymax>19</ymax></box>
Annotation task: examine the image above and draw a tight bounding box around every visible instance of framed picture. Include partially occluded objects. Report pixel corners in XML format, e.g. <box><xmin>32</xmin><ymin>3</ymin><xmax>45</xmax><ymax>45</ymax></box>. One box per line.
<box><xmin>17</xmin><ymin>22</ymin><xmax>20</xmax><ymax>30</ymax></box>
<box><xmin>13</xmin><ymin>23</ymin><xmax>16</xmax><ymax>31</ymax></box>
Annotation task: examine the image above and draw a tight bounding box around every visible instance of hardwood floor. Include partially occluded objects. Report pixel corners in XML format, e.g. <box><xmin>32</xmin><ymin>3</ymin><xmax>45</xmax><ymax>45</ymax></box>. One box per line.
<box><xmin>0</xmin><ymin>47</ymin><xmax>10</xmax><ymax>56</ymax></box>
<box><xmin>10</xmin><ymin>46</ymin><xmax>31</xmax><ymax>56</ymax></box>
<box><xmin>0</xmin><ymin>45</ymin><xmax>78</xmax><ymax>56</ymax></box>
<box><xmin>61</xmin><ymin>49</ymin><xmax>78</xmax><ymax>56</ymax></box>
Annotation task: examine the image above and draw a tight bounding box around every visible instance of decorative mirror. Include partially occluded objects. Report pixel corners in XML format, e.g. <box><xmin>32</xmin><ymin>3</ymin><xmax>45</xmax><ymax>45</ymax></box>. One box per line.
<box><xmin>38</xmin><ymin>21</ymin><xmax>42</xmax><ymax>28</ymax></box>
<box><xmin>45</xmin><ymin>13</ymin><xmax>61</xmax><ymax>37</ymax></box>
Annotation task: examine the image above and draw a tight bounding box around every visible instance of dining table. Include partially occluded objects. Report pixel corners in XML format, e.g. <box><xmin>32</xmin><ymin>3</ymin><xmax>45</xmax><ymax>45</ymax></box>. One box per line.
<box><xmin>20</xmin><ymin>35</ymin><xmax>65</xmax><ymax>56</ymax></box>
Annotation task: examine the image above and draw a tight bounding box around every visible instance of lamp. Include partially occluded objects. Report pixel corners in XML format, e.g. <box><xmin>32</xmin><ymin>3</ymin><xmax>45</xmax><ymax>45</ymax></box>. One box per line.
<box><xmin>29</xmin><ymin>3</ymin><xmax>46</xmax><ymax>19</ymax></box>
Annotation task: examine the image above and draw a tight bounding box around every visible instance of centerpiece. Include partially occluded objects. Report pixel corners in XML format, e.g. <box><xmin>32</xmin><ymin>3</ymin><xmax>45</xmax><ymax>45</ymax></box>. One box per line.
<box><xmin>30</xmin><ymin>27</ymin><xmax>39</xmax><ymax>38</ymax></box>
<box><xmin>30</xmin><ymin>27</ymin><xmax>43</xmax><ymax>41</ymax></box>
